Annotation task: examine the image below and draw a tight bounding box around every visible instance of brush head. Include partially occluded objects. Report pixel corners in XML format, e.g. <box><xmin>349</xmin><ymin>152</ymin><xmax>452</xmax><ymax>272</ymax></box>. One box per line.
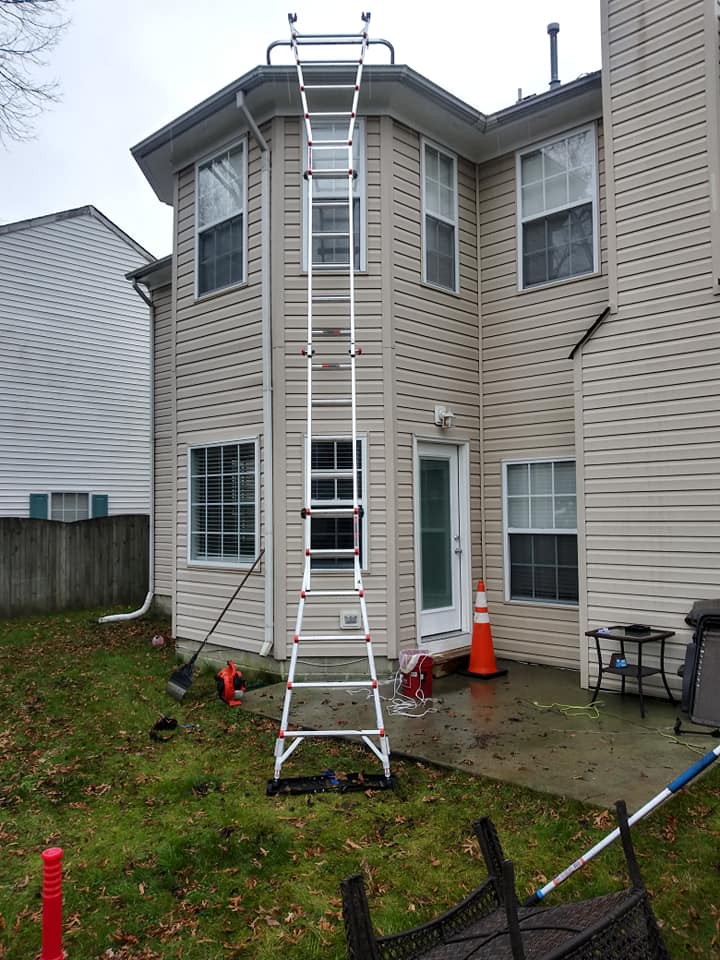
<box><xmin>166</xmin><ymin>663</ymin><xmax>194</xmax><ymax>701</ymax></box>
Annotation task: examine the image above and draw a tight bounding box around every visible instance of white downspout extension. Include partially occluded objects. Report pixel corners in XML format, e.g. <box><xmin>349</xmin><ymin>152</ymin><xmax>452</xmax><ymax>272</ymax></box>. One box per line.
<box><xmin>237</xmin><ymin>91</ymin><xmax>274</xmax><ymax>657</ymax></box>
<box><xmin>99</xmin><ymin>279</ymin><xmax>155</xmax><ymax>623</ymax></box>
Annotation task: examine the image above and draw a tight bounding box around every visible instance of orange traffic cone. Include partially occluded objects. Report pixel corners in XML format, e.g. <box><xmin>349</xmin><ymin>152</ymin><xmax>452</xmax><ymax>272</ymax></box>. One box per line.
<box><xmin>463</xmin><ymin>580</ymin><xmax>507</xmax><ymax>680</ymax></box>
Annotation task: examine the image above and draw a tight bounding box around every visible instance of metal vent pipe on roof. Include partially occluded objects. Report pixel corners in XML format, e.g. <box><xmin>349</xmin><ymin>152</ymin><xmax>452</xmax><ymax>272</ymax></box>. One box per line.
<box><xmin>547</xmin><ymin>22</ymin><xmax>560</xmax><ymax>88</ymax></box>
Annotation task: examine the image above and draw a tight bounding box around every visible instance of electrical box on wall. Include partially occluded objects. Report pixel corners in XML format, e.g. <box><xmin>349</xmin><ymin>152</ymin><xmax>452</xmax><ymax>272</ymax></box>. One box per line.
<box><xmin>340</xmin><ymin>609</ymin><xmax>361</xmax><ymax>629</ymax></box>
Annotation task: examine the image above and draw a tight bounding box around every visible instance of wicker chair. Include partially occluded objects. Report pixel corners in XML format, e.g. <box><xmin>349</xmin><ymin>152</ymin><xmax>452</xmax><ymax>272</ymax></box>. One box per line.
<box><xmin>341</xmin><ymin>800</ymin><xmax>670</xmax><ymax>960</ymax></box>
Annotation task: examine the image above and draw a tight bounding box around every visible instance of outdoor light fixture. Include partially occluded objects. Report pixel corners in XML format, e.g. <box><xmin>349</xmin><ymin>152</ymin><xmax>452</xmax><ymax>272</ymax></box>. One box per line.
<box><xmin>434</xmin><ymin>405</ymin><xmax>455</xmax><ymax>429</ymax></box>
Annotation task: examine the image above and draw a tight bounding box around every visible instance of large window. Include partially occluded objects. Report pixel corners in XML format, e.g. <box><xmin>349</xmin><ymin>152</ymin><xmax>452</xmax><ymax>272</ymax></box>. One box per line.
<box><xmin>504</xmin><ymin>460</ymin><xmax>578</xmax><ymax>604</ymax></box>
<box><xmin>304</xmin><ymin>119</ymin><xmax>364</xmax><ymax>271</ymax></box>
<box><xmin>518</xmin><ymin>126</ymin><xmax>597</xmax><ymax>289</ymax></box>
<box><xmin>189</xmin><ymin>441</ymin><xmax>257</xmax><ymax>565</ymax></box>
<box><xmin>310</xmin><ymin>437</ymin><xmax>366</xmax><ymax>570</ymax></box>
<box><xmin>422</xmin><ymin>140</ymin><xmax>458</xmax><ymax>292</ymax></box>
<box><xmin>196</xmin><ymin>141</ymin><xmax>246</xmax><ymax>296</ymax></box>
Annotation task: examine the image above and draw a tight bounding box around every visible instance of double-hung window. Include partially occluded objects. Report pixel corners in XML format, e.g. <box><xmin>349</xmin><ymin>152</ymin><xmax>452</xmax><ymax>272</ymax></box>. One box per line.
<box><xmin>422</xmin><ymin>140</ymin><xmax>458</xmax><ymax>292</ymax></box>
<box><xmin>310</xmin><ymin>438</ymin><xmax>366</xmax><ymax>570</ymax></box>
<box><xmin>518</xmin><ymin>126</ymin><xmax>597</xmax><ymax>289</ymax></box>
<box><xmin>196</xmin><ymin>140</ymin><xmax>247</xmax><ymax>296</ymax></box>
<box><xmin>305</xmin><ymin>119</ymin><xmax>364</xmax><ymax>271</ymax></box>
<box><xmin>504</xmin><ymin>460</ymin><xmax>578</xmax><ymax>604</ymax></box>
<box><xmin>189</xmin><ymin>441</ymin><xmax>257</xmax><ymax>565</ymax></box>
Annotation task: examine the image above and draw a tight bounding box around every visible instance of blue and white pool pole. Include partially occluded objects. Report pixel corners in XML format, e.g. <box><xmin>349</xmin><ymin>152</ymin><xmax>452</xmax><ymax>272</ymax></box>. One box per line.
<box><xmin>524</xmin><ymin>742</ymin><xmax>720</xmax><ymax>906</ymax></box>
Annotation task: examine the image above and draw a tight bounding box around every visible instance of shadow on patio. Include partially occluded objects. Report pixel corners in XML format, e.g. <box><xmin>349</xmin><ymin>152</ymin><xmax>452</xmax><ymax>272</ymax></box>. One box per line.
<box><xmin>246</xmin><ymin>659</ymin><xmax>704</xmax><ymax>809</ymax></box>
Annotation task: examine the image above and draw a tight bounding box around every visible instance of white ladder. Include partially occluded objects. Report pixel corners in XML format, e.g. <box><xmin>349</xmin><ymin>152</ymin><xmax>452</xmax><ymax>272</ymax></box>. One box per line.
<box><xmin>268</xmin><ymin>12</ymin><xmax>393</xmax><ymax>795</ymax></box>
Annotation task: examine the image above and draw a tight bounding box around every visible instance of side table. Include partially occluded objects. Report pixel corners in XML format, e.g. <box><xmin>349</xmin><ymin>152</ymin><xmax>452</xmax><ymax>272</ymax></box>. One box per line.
<box><xmin>586</xmin><ymin>625</ymin><xmax>676</xmax><ymax>718</ymax></box>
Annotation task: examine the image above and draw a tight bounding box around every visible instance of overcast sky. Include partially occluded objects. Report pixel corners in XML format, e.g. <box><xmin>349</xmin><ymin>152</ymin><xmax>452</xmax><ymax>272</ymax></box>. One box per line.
<box><xmin>0</xmin><ymin>0</ymin><xmax>600</xmax><ymax>258</ymax></box>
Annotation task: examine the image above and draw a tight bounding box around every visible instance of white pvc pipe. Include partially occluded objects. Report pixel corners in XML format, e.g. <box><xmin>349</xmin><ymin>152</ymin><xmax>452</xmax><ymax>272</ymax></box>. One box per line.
<box><xmin>98</xmin><ymin>280</ymin><xmax>155</xmax><ymax>623</ymax></box>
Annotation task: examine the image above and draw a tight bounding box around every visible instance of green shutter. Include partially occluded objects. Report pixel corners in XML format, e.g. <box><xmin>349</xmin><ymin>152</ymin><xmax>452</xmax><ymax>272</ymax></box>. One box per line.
<box><xmin>29</xmin><ymin>494</ymin><xmax>48</xmax><ymax>519</ymax></box>
<box><xmin>91</xmin><ymin>495</ymin><xmax>109</xmax><ymax>518</ymax></box>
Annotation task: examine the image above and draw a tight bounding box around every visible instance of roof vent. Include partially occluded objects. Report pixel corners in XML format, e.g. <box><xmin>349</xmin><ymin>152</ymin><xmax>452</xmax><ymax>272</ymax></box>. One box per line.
<box><xmin>547</xmin><ymin>22</ymin><xmax>560</xmax><ymax>89</ymax></box>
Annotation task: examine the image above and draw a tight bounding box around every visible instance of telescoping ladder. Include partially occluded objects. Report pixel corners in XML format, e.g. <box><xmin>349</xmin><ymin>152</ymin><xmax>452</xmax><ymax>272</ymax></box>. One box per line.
<box><xmin>267</xmin><ymin>12</ymin><xmax>393</xmax><ymax>796</ymax></box>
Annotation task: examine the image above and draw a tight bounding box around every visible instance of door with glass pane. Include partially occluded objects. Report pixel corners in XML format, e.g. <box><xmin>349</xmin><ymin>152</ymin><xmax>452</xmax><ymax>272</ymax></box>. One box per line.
<box><xmin>418</xmin><ymin>442</ymin><xmax>463</xmax><ymax>636</ymax></box>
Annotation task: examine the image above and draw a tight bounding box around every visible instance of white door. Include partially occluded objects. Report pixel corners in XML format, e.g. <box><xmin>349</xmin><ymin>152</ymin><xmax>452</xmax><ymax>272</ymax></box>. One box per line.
<box><xmin>417</xmin><ymin>442</ymin><xmax>464</xmax><ymax>637</ymax></box>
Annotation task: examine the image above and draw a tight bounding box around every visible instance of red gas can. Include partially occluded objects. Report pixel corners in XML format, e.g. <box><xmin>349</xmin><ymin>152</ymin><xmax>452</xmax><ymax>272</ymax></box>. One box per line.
<box><xmin>399</xmin><ymin>649</ymin><xmax>433</xmax><ymax>698</ymax></box>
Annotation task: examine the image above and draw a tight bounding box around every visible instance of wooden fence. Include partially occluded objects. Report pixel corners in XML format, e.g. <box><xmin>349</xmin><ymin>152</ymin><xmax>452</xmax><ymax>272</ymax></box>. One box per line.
<box><xmin>0</xmin><ymin>515</ymin><xmax>149</xmax><ymax>617</ymax></box>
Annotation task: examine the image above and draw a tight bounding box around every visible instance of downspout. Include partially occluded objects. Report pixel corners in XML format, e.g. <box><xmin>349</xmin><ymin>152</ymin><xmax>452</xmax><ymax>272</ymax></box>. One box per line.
<box><xmin>237</xmin><ymin>91</ymin><xmax>274</xmax><ymax>657</ymax></box>
<box><xmin>99</xmin><ymin>279</ymin><xmax>155</xmax><ymax>622</ymax></box>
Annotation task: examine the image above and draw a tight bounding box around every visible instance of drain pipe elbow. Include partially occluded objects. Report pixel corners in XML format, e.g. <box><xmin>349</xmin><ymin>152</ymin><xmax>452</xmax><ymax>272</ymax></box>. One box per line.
<box><xmin>99</xmin><ymin>279</ymin><xmax>155</xmax><ymax>623</ymax></box>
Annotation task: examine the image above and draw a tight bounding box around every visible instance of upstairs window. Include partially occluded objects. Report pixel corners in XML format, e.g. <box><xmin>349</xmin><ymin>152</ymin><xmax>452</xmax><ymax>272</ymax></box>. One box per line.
<box><xmin>504</xmin><ymin>459</ymin><xmax>578</xmax><ymax>604</ymax></box>
<box><xmin>422</xmin><ymin>140</ymin><xmax>458</xmax><ymax>292</ymax></box>
<box><xmin>518</xmin><ymin>126</ymin><xmax>597</xmax><ymax>289</ymax></box>
<box><xmin>304</xmin><ymin>119</ymin><xmax>364</xmax><ymax>271</ymax></box>
<box><xmin>196</xmin><ymin>141</ymin><xmax>246</xmax><ymax>296</ymax></box>
<box><xmin>310</xmin><ymin>437</ymin><xmax>367</xmax><ymax>570</ymax></box>
<box><xmin>189</xmin><ymin>441</ymin><xmax>257</xmax><ymax>565</ymax></box>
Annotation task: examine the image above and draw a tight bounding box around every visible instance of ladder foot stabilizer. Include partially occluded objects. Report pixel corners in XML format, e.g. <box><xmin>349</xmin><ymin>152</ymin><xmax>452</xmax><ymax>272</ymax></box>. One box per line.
<box><xmin>267</xmin><ymin>771</ymin><xmax>396</xmax><ymax>796</ymax></box>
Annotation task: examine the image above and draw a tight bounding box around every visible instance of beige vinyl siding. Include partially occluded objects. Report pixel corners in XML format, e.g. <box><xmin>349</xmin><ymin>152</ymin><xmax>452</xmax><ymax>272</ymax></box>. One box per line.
<box><xmin>577</xmin><ymin>0</ymin><xmax>719</xmax><ymax>692</ymax></box>
<box><xmin>274</xmin><ymin>116</ymin><xmax>392</xmax><ymax>661</ymax></box>
<box><xmin>172</xmin><ymin>131</ymin><xmax>267</xmax><ymax>654</ymax></box>
<box><xmin>153</xmin><ymin>283</ymin><xmax>173</xmax><ymax>598</ymax></box>
<box><xmin>478</xmin><ymin>126</ymin><xmax>609</xmax><ymax>670</ymax></box>
<box><xmin>391</xmin><ymin>121</ymin><xmax>482</xmax><ymax>649</ymax></box>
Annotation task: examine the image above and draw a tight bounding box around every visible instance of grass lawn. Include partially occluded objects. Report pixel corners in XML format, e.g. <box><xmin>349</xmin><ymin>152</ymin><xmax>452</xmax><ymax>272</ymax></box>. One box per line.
<box><xmin>0</xmin><ymin>611</ymin><xmax>719</xmax><ymax>959</ymax></box>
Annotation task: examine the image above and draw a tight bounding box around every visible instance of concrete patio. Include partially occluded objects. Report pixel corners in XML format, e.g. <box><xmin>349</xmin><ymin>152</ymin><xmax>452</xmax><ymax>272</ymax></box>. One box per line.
<box><xmin>245</xmin><ymin>660</ymin><xmax>708</xmax><ymax>809</ymax></box>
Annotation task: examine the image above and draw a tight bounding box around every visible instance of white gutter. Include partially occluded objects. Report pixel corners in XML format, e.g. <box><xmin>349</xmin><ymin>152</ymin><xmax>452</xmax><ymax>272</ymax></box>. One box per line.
<box><xmin>237</xmin><ymin>91</ymin><xmax>274</xmax><ymax>657</ymax></box>
<box><xmin>99</xmin><ymin>279</ymin><xmax>155</xmax><ymax>622</ymax></box>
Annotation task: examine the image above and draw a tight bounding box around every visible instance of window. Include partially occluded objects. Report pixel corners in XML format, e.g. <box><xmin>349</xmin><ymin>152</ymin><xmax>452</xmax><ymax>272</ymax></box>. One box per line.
<box><xmin>189</xmin><ymin>441</ymin><xmax>257</xmax><ymax>564</ymax></box>
<box><xmin>304</xmin><ymin>119</ymin><xmax>364</xmax><ymax>271</ymax></box>
<box><xmin>422</xmin><ymin>140</ymin><xmax>458</xmax><ymax>292</ymax></box>
<box><xmin>504</xmin><ymin>460</ymin><xmax>578</xmax><ymax>604</ymax></box>
<box><xmin>196</xmin><ymin>141</ymin><xmax>246</xmax><ymax>296</ymax></box>
<box><xmin>29</xmin><ymin>493</ymin><xmax>109</xmax><ymax>520</ymax></box>
<box><xmin>310</xmin><ymin>438</ymin><xmax>366</xmax><ymax>570</ymax></box>
<box><xmin>51</xmin><ymin>492</ymin><xmax>89</xmax><ymax>522</ymax></box>
<box><xmin>518</xmin><ymin>126</ymin><xmax>597</xmax><ymax>289</ymax></box>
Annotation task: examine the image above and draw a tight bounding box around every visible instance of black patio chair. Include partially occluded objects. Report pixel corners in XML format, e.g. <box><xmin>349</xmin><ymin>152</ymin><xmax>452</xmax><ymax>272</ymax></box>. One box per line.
<box><xmin>341</xmin><ymin>800</ymin><xmax>670</xmax><ymax>959</ymax></box>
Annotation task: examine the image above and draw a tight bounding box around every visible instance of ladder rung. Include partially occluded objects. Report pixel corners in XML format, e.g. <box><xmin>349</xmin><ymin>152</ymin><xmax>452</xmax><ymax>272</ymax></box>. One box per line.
<box><xmin>311</xmin><ymin>470</ymin><xmax>354</xmax><ymax>479</ymax></box>
<box><xmin>311</xmin><ymin>294</ymin><xmax>350</xmax><ymax>301</ymax></box>
<box><xmin>306</xmin><ymin>506</ymin><xmax>356</xmax><ymax>516</ymax></box>
<box><xmin>310</xmin><ymin>141</ymin><xmax>352</xmax><ymax>148</ymax></box>
<box><xmin>303</xmin><ymin>83</ymin><xmax>358</xmax><ymax>90</ymax></box>
<box><xmin>311</xmin><ymin>325</ymin><xmax>350</xmax><ymax>334</ymax></box>
<box><xmin>312</xmin><ymin>397</ymin><xmax>352</xmax><ymax>406</ymax></box>
<box><xmin>304</xmin><ymin>589</ymin><xmax>361</xmax><ymax>597</ymax></box>
<box><xmin>312</xmin><ymin>231</ymin><xmax>350</xmax><ymax>239</ymax></box>
<box><xmin>282</xmin><ymin>729</ymin><xmax>384</xmax><ymax>738</ymax></box>
<box><xmin>299</xmin><ymin>61</ymin><xmax>362</xmax><ymax>68</ymax></box>
<box><xmin>305</xmin><ymin>168</ymin><xmax>354</xmax><ymax>178</ymax></box>
<box><xmin>294</xmin><ymin>641</ymin><xmax>368</xmax><ymax>648</ymax></box>
<box><xmin>312</xmin><ymin>262</ymin><xmax>352</xmax><ymax>270</ymax></box>
<box><xmin>308</xmin><ymin>111</ymin><xmax>354</xmax><ymax>117</ymax></box>
<box><xmin>309</xmin><ymin>548</ymin><xmax>356</xmax><ymax>557</ymax></box>
<box><xmin>292</xmin><ymin>33</ymin><xmax>366</xmax><ymax>43</ymax></box>
<box><xmin>313</xmin><ymin>362</ymin><xmax>351</xmax><ymax>370</ymax></box>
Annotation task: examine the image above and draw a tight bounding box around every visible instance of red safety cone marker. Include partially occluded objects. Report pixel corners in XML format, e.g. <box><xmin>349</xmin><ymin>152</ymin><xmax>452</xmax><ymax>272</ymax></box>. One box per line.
<box><xmin>462</xmin><ymin>580</ymin><xmax>508</xmax><ymax>680</ymax></box>
<box><xmin>41</xmin><ymin>847</ymin><xmax>63</xmax><ymax>960</ymax></box>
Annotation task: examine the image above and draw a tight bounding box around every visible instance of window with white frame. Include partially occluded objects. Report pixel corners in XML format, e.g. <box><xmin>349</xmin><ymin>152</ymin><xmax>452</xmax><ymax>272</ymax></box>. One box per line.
<box><xmin>196</xmin><ymin>141</ymin><xmax>246</xmax><ymax>296</ymax></box>
<box><xmin>504</xmin><ymin>460</ymin><xmax>578</xmax><ymax>604</ymax></box>
<box><xmin>51</xmin><ymin>492</ymin><xmax>89</xmax><ymax>522</ymax></box>
<box><xmin>518</xmin><ymin>126</ymin><xmax>597</xmax><ymax>289</ymax></box>
<box><xmin>422</xmin><ymin>140</ymin><xmax>458</xmax><ymax>292</ymax></box>
<box><xmin>189</xmin><ymin>441</ymin><xmax>256</xmax><ymax>564</ymax></box>
<box><xmin>305</xmin><ymin>119</ymin><xmax>364</xmax><ymax>271</ymax></box>
<box><xmin>310</xmin><ymin>438</ymin><xmax>366</xmax><ymax>570</ymax></box>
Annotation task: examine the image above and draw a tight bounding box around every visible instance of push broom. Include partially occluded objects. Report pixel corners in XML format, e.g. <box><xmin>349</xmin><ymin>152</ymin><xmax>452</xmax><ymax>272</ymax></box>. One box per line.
<box><xmin>524</xmin><ymin>741</ymin><xmax>720</xmax><ymax>905</ymax></box>
<box><xmin>166</xmin><ymin>549</ymin><xmax>264</xmax><ymax>701</ymax></box>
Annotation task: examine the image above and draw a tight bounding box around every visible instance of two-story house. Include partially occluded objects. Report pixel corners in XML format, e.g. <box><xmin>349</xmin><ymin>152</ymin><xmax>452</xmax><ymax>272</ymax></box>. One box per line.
<box><xmin>0</xmin><ymin>206</ymin><xmax>154</xmax><ymax>521</ymax></box>
<box><xmin>130</xmin><ymin>0</ymin><xmax>720</xmax><ymax>697</ymax></box>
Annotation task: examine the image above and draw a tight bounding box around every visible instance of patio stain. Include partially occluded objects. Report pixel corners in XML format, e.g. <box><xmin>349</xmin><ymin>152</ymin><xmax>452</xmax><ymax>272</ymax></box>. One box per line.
<box><xmin>245</xmin><ymin>659</ymin><xmax>693</xmax><ymax>810</ymax></box>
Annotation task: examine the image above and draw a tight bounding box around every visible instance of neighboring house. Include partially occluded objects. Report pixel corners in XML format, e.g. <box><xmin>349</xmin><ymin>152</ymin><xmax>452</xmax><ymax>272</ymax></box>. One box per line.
<box><xmin>0</xmin><ymin>206</ymin><xmax>154</xmax><ymax>521</ymax></box>
<box><xmin>130</xmin><ymin>0</ymin><xmax>720</xmax><ymax>694</ymax></box>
